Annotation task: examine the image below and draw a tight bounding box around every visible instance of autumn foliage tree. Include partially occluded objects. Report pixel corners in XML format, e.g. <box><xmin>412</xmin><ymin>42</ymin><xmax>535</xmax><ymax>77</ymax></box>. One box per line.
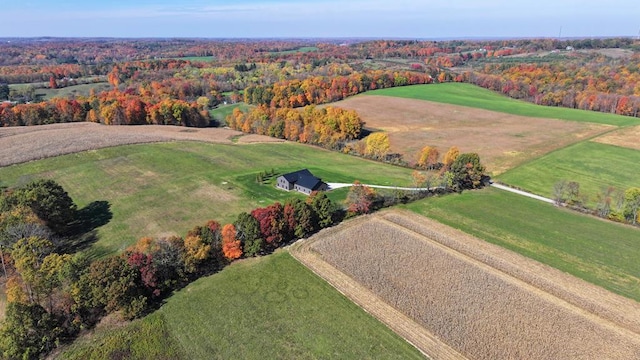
<box><xmin>345</xmin><ymin>181</ymin><xmax>378</xmax><ymax>216</ymax></box>
<box><xmin>442</xmin><ymin>146</ymin><xmax>460</xmax><ymax>171</ymax></box>
<box><xmin>221</xmin><ymin>224</ymin><xmax>242</xmax><ymax>260</ymax></box>
<box><xmin>417</xmin><ymin>145</ymin><xmax>440</xmax><ymax>169</ymax></box>
<box><xmin>364</xmin><ymin>133</ymin><xmax>391</xmax><ymax>159</ymax></box>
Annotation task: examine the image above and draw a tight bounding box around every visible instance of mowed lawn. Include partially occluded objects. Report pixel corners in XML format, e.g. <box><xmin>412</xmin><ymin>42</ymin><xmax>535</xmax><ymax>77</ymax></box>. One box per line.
<box><xmin>0</xmin><ymin>141</ymin><xmax>415</xmax><ymax>257</ymax></box>
<box><xmin>405</xmin><ymin>187</ymin><xmax>640</xmax><ymax>301</ymax></box>
<box><xmin>58</xmin><ymin>252</ymin><xmax>423</xmax><ymax>360</ymax></box>
<box><xmin>497</xmin><ymin>141</ymin><xmax>640</xmax><ymax>205</ymax></box>
<box><xmin>367</xmin><ymin>83</ymin><xmax>640</xmax><ymax>126</ymax></box>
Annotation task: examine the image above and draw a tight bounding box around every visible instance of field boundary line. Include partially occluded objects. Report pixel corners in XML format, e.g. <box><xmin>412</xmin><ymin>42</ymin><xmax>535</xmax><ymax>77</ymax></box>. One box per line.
<box><xmin>290</xmin><ymin>220</ymin><xmax>467</xmax><ymax>360</ymax></box>
<box><xmin>381</xmin><ymin>209</ymin><xmax>640</xmax><ymax>336</ymax></box>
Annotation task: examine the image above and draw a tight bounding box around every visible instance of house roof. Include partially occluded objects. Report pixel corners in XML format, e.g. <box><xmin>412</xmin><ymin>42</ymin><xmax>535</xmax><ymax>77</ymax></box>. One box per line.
<box><xmin>282</xmin><ymin>169</ymin><xmax>313</xmax><ymax>183</ymax></box>
<box><xmin>281</xmin><ymin>169</ymin><xmax>325</xmax><ymax>190</ymax></box>
<box><xmin>296</xmin><ymin>175</ymin><xmax>324</xmax><ymax>191</ymax></box>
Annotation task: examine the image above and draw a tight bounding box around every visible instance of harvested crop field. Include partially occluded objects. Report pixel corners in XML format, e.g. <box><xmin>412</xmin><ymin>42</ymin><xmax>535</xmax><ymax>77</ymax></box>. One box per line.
<box><xmin>330</xmin><ymin>95</ymin><xmax>611</xmax><ymax>174</ymax></box>
<box><xmin>0</xmin><ymin>122</ymin><xmax>283</xmax><ymax>167</ymax></box>
<box><xmin>291</xmin><ymin>210</ymin><xmax>640</xmax><ymax>359</ymax></box>
<box><xmin>592</xmin><ymin>125</ymin><xmax>640</xmax><ymax>150</ymax></box>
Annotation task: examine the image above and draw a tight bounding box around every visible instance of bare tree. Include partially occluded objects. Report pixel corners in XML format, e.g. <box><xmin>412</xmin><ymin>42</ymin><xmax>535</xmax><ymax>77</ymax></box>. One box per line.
<box><xmin>553</xmin><ymin>180</ymin><xmax>568</xmax><ymax>206</ymax></box>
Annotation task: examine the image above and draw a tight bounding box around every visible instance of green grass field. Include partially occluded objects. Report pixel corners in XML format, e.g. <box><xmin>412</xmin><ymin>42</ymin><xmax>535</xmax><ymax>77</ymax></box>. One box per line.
<box><xmin>367</xmin><ymin>83</ymin><xmax>640</xmax><ymax>126</ymax></box>
<box><xmin>35</xmin><ymin>82</ymin><xmax>111</xmax><ymax>100</ymax></box>
<box><xmin>270</xmin><ymin>46</ymin><xmax>319</xmax><ymax>55</ymax></box>
<box><xmin>405</xmin><ymin>187</ymin><xmax>640</xmax><ymax>301</ymax></box>
<box><xmin>210</xmin><ymin>102</ymin><xmax>251</xmax><ymax>125</ymax></box>
<box><xmin>58</xmin><ymin>252</ymin><xmax>423</xmax><ymax>359</ymax></box>
<box><xmin>497</xmin><ymin>141</ymin><xmax>640</xmax><ymax>205</ymax></box>
<box><xmin>0</xmin><ymin>141</ymin><xmax>414</xmax><ymax>257</ymax></box>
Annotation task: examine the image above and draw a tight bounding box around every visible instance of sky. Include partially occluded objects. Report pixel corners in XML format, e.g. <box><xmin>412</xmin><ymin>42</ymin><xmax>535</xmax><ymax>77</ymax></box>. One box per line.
<box><xmin>0</xmin><ymin>0</ymin><xmax>638</xmax><ymax>39</ymax></box>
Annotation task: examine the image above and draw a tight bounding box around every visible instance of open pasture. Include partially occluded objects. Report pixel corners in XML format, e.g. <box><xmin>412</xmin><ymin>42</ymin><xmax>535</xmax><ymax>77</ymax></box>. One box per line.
<box><xmin>58</xmin><ymin>252</ymin><xmax>422</xmax><ymax>359</ymax></box>
<box><xmin>0</xmin><ymin>139</ymin><xmax>415</xmax><ymax>257</ymax></box>
<box><xmin>296</xmin><ymin>210</ymin><xmax>640</xmax><ymax>359</ymax></box>
<box><xmin>331</xmin><ymin>95</ymin><xmax>610</xmax><ymax>174</ymax></box>
<box><xmin>406</xmin><ymin>187</ymin><xmax>640</xmax><ymax>301</ymax></box>
<box><xmin>497</xmin><ymin>141</ymin><xmax>640</xmax><ymax>205</ymax></box>
<box><xmin>366</xmin><ymin>83</ymin><xmax>640</xmax><ymax>126</ymax></box>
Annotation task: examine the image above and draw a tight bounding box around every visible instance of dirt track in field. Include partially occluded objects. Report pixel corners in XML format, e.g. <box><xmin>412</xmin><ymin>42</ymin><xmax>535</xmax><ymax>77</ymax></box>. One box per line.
<box><xmin>592</xmin><ymin>125</ymin><xmax>640</xmax><ymax>150</ymax></box>
<box><xmin>330</xmin><ymin>96</ymin><xmax>612</xmax><ymax>174</ymax></box>
<box><xmin>0</xmin><ymin>123</ymin><xmax>283</xmax><ymax>167</ymax></box>
<box><xmin>290</xmin><ymin>210</ymin><xmax>640</xmax><ymax>359</ymax></box>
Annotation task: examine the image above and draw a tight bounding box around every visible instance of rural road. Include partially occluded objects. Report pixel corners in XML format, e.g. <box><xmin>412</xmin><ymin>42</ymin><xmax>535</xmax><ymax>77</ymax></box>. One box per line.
<box><xmin>490</xmin><ymin>183</ymin><xmax>556</xmax><ymax>204</ymax></box>
<box><xmin>328</xmin><ymin>181</ymin><xmax>556</xmax><ymax>205</ymax></box>
<box><xmin>327</xmin><ymin>182</ymin><xmax>435</xmax><ymax>191</ymax></box>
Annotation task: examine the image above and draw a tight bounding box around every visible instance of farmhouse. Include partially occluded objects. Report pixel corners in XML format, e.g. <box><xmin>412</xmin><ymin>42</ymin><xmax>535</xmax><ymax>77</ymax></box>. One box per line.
<box><xmin>276</xmin><ymin>169</ymin><xmax>328</xmax><ymax>195</ymax></box>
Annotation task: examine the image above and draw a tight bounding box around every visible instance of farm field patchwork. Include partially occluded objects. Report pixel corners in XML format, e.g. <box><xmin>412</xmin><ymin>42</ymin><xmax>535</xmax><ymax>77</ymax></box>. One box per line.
<box><xmin>330</xmin><ymin>95</ymin><xmax>611</xmax><ymax>174</ymax></box>
<box><xmin>496</xmin><ymin>141</ymin><xmax>640</xmax><ymax>205</ymax></box>
<box><xmin>0</xmin><ymin>140</ymin><xmax>415</xmax><ymax>257</ymax></box>
<box><xmin>295</xmin><ymin>210</ymin><xmax>640</xmax><ymax>359</ymax></box>
<box><xmin>366</xmin><ymin>83</ymin><xmax>640</xmax><ymax>126</ymax></box>
<box><xmin>405</xmin><ymin>187</ymin><xmax>640</xmax><ymax>301</ymax></box>
<box><xmin>58</xmin><ymin>252</ymin><xmax>423</xmax><ymax>360</ymax></box>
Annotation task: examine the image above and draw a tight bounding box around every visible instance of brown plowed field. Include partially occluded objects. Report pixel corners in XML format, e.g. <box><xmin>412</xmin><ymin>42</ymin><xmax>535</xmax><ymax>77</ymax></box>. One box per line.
<box><xmin>592</xmin><ymin>125</ymin><xmax>640</xmax><ymax>150</ymax></box>
<box><xmin>330</xmin><ymin>96</ymin><xmax>612</xmax><ymax>174</ymax></box>
<box><xmin>291</xmin><ymin>210</ymin><xmax>640</xmax><ymax>360</ymax></box>
<box><xmin>0</xmin><ymin>123</ymin><xmax>283</xmax><ymax>167</ymax></box>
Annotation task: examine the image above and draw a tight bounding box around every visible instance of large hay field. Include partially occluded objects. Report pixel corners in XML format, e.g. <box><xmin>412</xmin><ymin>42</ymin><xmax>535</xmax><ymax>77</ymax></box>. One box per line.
<box><xmin>405</xmin><ymin>187</ymin><xmax>640</xmax><ymax>302</ymax></box>
<box><xmin>330</xmin><ymin>95</ymin><xmax>611</xmax><ymax>174</ymax></box>
<box><xmin>0</xmin><ymin>140</ymin><xmax>416</xmax><ymax>257</ymax></box>
<box><xmin>292</xmin><ymin>210</ymin><xmax>640</xmax><ymax>359</ymax></box>
<box><xmin>366</xmin><ymin>83</ymin><xmax>640</xmax><ymax>126</ymax></box>
<box><xmin>497</xmin><ymin>141</ymin><xmax>640</xmax><ymax>204</ymax></box>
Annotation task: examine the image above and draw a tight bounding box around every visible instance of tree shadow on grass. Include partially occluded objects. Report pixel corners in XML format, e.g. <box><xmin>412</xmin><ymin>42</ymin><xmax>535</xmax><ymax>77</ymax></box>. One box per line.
<box><xmin>60</xmin><ymin>201</ymin><xmax>113</xmax><ymax>254</ymax></box>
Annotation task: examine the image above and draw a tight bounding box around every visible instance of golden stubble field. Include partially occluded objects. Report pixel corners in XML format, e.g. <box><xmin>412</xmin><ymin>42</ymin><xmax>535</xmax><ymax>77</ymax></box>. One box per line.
<box><xmin>291</xmin><ymin>210</ymin><xmax>640</xmax><ymax>360</ymax></box>
<box><xmin>330</xmin><ymin>95</ymin><xmax>612</xmax><ymax>174</ymax></box>
<box><xmin>0</xmin><ymin>123</ymin><xmax>283</xmax><ymax>167</ymax></box>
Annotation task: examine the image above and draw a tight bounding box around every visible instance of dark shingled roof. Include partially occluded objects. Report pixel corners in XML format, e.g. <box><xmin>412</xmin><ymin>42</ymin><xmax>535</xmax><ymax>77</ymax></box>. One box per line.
<box><xmin>296</xmin><ymin>175</ymin><xmax>324</xmax><ymax>191</ymax></box>
<box><xmin>282</xmin><ymin>169</ymin><xmax>314</xmax><ymax>183</ymax></box>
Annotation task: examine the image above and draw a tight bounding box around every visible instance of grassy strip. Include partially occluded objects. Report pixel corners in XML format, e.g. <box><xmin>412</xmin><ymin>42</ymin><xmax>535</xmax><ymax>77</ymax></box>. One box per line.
<box><xmin>57</xmin><ymin>252</ymin><xmax>423</xmax><ymax>359</ymax></box>
<box><xmin>0</xmin><ymin>141</ymin><xmax>414</xmax><ymax>257</ymax></box>
<box><xmin>404</xmin><ymin>187</ymin><xmax>640</xmax><ymax>301</ymax></box>
<box><xmin>366</xmin><ymin>83</ymin><xmax>640</xmax><ymax>126</ymax></box>
<box><xmin>496</xmin><ymin>141</ymin><xmax>640</xmax><ymax>205</ymax></box>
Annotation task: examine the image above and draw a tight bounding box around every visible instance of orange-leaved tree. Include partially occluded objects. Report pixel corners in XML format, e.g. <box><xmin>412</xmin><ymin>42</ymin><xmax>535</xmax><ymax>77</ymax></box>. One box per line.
<box><xmin>221</xmin><ymin>224</ymin><xmax>242</xmax><ymax>260</ymax></box>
